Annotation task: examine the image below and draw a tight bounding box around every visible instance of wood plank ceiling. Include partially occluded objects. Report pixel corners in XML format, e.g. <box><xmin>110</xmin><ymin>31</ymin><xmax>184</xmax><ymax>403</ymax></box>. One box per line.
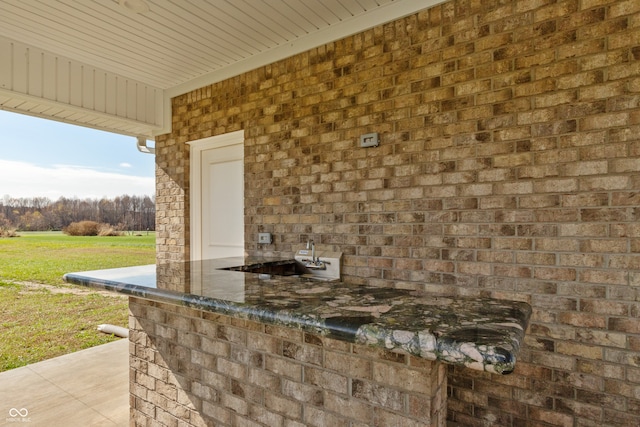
<box><xmin>0</xmin><ymin>0</ymin><xmax>437</xmax><ymax>137</ymax></box>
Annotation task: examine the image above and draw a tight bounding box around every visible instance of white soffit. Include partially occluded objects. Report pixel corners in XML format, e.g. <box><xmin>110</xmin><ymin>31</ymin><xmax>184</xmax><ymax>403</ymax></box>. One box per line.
<box><xmin>0</xmin><ymin>0</ymin><xmax>443</xmax><ymax>138</ymax></box>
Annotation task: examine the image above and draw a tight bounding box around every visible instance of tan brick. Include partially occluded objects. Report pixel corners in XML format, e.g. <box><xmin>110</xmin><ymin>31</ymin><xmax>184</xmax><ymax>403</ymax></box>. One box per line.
<box><xmin>534</xmin><ymin>267</ymin><xmax>577</xmax><ymax>281</ymax></box>
<box><xmin>247</xmin><ymin>331</ymin><xmax>282</xmax><ymax>354</ymax></box>
<box><xmin>264</xmin><ymin>392</ymin><xmax>302</xmax><ymax>420</ymax></box>
<box><xmin>556</xmin><ymin>342</ymin><xmax>603</xmax><ymax>360</ymax></box>
<box><xmin>557</xmin><ymin>224</ymin><xmax>607</xmax><ymax>237</ymax></box>
<box><xmin>135</xmin><ymin>370</ymin><xmax>156</xmax><ymax>391</ymax></box>
<box><xmin>609</xmin><ymin>318</ymin><xmax>640</xmax><ymax>334</ymax></box>
<box><xmin>581</xmin><ymin>176</ymin><xmax>631</xmax><ymax>191</ymax></box>
<box><xmin>558</xmin><ymin>312</ymin><xmax>606</xmax><ymax>329</ymax></box>
<box><xmin>534</xmin><ymin>178</ymin><xmax>579</xmax><ymax>193</ymax></box>
<box><xmin>264</xmin><ymin>354</ymin><xmax>303</xmax><ymax>381</ymax></box>
<box><xmin>217</xmin><ymin>358</ymin><xmax>247</xmax><ymax>381</ymax></box>
<box><xmin>372</xmin><ymin>361</ymin><xmax>431</xmax><ymax>394</ymax></box>
<box><xmin>304</xmin><ymin>367</ymin><xmax>348</xmax><ymax>395</ymax></box>
<box><xmin>536</xmin><ymin>238</ymin><xmax>578</xmax><ymax>252</ymax></box>
<box><xmin>580</xmin><ymin>238</ymin><xmax>628</xmax><ymax>253</ymax></box>
<box><xmin>575</xmin><ymin>329</ymin><xmax>627</xmax><ymax>349</ymax></box>
<box><xmin>327</xmin><ymin>391</ymin><xmax>375</xmax><ymax>423</ymax></box>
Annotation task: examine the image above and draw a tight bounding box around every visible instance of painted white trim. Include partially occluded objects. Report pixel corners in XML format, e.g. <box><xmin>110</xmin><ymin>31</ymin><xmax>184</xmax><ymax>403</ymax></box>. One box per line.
<box><xmin>188</xmin><ymin>130</ymin><xmax>244</xmax><ymax>261</ymax></box>
<box><xmin>0</xmin><ymin>87</ymin><xmax>163</xmax><ymax>138</ymax></box>
<box><xmin>0</xmin><ymin>36</ymin><xmax>164</xmax><ymax>138</ymax></box>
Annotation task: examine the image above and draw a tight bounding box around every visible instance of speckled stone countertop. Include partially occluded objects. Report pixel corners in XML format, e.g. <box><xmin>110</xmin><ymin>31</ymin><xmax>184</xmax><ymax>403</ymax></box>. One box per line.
<box><xmin>64</xmin><ymin>257</ymin><xmax>531</xmax><ymax>375</ymax></box>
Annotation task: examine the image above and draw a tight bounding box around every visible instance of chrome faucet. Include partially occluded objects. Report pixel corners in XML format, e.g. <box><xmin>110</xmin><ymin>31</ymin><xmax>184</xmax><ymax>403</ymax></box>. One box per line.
<box><xmin>304</xmin><ymin>240</ymin><xmax>328</xmax><ymax>269</ymax></box>
<box><xmin>307</xmin><ymin>240</ymin><xmax>315</xmax><ymax>263</ymax></box>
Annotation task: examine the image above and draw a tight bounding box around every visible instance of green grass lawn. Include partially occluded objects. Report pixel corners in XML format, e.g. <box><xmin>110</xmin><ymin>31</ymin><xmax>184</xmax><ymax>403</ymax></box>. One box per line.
<box><xmin>0</xmin><ymin>231</ymin><xmax>155</xmax><ymax>285</ymax></box>
<box><xmin>0</xmin><ymin>231</ymin><xmax>156</xmax><ymax>371</ymax></box>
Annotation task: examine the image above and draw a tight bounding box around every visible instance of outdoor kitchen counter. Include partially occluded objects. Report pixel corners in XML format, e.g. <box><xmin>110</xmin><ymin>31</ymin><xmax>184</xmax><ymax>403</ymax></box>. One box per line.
<box><xmin>64</xmin><ymin>257</ymin><xmax>531</xmax><ymax>375</ymax></box>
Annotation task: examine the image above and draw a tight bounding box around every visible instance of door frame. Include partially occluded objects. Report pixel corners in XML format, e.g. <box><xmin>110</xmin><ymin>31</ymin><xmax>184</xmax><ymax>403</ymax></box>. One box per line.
<box><xmin>187</xmin><ymin>130</ymin><xmax>244</xmax><ymax>261</ymax></box>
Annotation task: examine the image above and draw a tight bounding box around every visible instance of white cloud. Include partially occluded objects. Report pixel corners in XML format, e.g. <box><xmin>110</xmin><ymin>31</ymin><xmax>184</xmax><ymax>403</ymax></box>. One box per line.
<box><xmin>0</xmin><ymin>159</ymin><xmax>154</xmax><ymax>200</ymax></box>
<box><xmin>120</xmin><ymin>162</ymin><xmax>133</xmax><ymax>168</ymax></box>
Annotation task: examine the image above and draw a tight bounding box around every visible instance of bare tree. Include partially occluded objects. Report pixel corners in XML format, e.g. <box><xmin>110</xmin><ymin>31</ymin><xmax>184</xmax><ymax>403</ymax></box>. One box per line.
<box><xmin>0</xmin><ymin>194</ymin><xmax>155</xmax><ymax>232</ymax></box>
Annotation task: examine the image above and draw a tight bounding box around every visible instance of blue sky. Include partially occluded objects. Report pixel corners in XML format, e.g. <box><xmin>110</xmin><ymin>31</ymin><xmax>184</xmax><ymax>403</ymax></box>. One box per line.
<box><xmin>0</xmin><ymin>110</ymin><xmax>155</xmax><ymax>200</ymax></box>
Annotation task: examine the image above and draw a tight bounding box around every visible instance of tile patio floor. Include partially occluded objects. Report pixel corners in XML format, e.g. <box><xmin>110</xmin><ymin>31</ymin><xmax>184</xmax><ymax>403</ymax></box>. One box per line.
<box><xmin>0</xmin><ymin>339</ymin><xmax>129</xmax><ymax>426</ymax></box>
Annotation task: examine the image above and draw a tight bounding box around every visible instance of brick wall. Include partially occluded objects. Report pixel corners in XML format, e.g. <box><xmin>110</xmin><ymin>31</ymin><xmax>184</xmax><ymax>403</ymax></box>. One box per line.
<box><xmin>129</xmin><ymin>298</ymin><xmax>447</xmax><ymax>426</ymax></box>
<box><xmin>154</xmin><ymin>0</ymin><xmax>640</xmax><ymax>424</ymax></box>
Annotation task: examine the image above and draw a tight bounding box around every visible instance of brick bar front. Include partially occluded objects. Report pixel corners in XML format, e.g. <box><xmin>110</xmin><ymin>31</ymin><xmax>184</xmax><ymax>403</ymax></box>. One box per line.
<box><xmin>129</xmin><ymin>297</ymin><xmax>447</xmax><ymax>427</ymax></box>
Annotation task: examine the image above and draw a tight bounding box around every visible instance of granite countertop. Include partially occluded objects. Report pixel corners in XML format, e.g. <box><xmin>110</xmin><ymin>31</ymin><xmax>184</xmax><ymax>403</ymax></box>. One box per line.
<box><xmin>64</xmin><ymin>257</ymin><xmax>531</xmax><ymax>375</ymax></box>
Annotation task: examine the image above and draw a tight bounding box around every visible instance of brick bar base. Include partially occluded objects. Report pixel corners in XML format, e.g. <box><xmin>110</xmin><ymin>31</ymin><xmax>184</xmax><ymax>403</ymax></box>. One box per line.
<box><xmin>129</xmin><ymin>297</ymin><xmax>447</xmax><ymax>426</ymax></box>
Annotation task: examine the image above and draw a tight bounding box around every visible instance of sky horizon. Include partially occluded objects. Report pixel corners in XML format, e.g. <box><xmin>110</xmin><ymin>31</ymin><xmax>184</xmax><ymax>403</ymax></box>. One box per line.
<box><xmin>0</xmin><ymin>110</ymin><xmax>155</xmax><ymax>200</ymax></box>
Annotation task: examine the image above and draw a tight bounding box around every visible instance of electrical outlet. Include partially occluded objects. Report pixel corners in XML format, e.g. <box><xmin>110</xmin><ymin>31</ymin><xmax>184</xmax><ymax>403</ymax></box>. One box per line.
<box><xmin>258</xmin><ymin>232</ymin><xmax>272</xmax><ymax>244</ymax></box>
<box><xmin>360</xmin><ymin>132</ymin><xmax>379</xmax><ymax>148</ymax></box>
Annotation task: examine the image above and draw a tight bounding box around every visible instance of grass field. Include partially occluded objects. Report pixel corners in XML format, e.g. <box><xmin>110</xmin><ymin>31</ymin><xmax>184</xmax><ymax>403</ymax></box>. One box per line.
<box><xmin>0</xmin><ymin>231</ymin><xmax>155</xmax><ymax>371</ymax></box>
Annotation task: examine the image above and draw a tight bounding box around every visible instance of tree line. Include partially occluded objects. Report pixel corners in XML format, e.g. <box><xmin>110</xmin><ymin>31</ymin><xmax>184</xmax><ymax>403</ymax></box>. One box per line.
<box><xmin>0</xmin><ymin>194</ymin><xmax>155</xmax><ymax>232</ymax></box>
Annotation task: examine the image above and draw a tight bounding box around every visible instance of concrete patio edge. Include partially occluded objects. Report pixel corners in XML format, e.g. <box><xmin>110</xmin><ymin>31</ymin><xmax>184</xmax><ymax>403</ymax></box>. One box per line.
<box><xmin>0</xmin><ymin>339</ymin><xmax>129</xmax><ymax>426</ymax></box>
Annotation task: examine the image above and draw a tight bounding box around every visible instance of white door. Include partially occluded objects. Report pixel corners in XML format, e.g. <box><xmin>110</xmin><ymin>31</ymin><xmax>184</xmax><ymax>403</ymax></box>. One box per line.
<box><xmin>189</xmin><ymin>131</ymin><xmax>244</xmax><ymax>260</ymax></box>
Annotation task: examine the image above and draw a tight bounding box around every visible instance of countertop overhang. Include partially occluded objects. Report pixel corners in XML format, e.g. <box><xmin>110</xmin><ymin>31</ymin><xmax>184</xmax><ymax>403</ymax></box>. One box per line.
<box><xmin>64</xmin><ymin>257</ymin><xmax>531</xmax><ymax>375</ymax></box>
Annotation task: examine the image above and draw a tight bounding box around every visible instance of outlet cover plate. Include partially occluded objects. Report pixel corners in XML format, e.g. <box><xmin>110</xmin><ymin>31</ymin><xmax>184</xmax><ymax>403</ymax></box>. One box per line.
<box><xmin>258</xmin><ymin>232</ymin><xmax>272</xmax><ymax>244</ymax></box>
<box><xmin>360</xmin><ymin>132</ymin><xmax>379</xmax><ymax>148</ymax></box>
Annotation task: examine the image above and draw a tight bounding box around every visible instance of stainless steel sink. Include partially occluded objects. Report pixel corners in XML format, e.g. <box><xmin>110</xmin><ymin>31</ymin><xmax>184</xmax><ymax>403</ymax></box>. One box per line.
<box><xmin>220</xmin><ymin>252</ymin><xmax>342</xmax><ymax>282</ymax></box>
<box><xmin>219</xmin><ymin>260</ymin><xmax>308</xmax><ymax>276</ymax></box>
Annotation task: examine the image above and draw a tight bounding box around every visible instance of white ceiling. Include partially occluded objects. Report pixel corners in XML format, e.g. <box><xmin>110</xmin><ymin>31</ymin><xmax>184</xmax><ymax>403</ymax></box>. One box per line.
<box><xmin>0</xmin><ymin>0</ymin><xmax>439</xmax><ymax>138</ymax></box>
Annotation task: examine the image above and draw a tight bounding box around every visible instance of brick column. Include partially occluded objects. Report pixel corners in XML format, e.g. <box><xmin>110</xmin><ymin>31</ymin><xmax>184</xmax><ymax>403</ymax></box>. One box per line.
<box><xmin>155</xmin><ymin>131</ymin><xmax>190</xmax><ymax>263</ymax></box>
